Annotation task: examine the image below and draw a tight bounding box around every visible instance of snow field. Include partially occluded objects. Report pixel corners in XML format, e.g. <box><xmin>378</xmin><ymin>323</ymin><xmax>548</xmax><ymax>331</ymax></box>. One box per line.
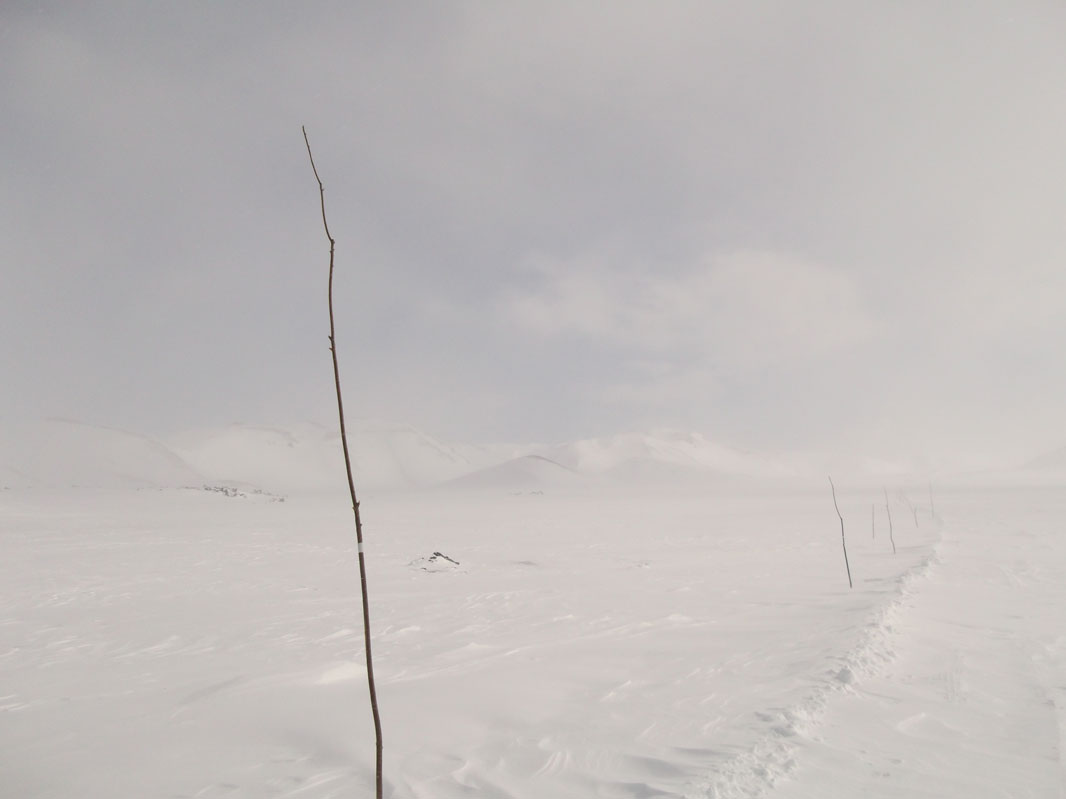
<box><xmin>0</xmin><ymin>482</ymin><xmax>959</xmax><ymax>798</ymax></box>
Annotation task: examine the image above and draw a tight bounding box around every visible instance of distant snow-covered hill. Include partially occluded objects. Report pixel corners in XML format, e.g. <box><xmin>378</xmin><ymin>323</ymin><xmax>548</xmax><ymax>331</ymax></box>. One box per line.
<box><xmin>0</xmin><ymin>419</ymin><xmax>203</xmax><ymax>489</ymax></box>
<box><xmin>441</xmin><ymin>454</ymin><xmax>583</xmax><ymax>492</ymax></box>
<box><xmin>534</xmin><ymin>430</ymin><xmax>802</xmax><ymax>484</ymax></box>
<box><xmin>0</xmin><ymin>418</ymin><xmax>479</xmax><ymax>494</ymax></box>
<box><xmin>1023</xmin><ymin>445</ymin><xmax>1066</xmax><ymax>473</ymax></box>
<box><xmin>0</xmin><ymin>418</ymin><xmax>951</xmax><ymax>495</ymax></box>
<box><xmin>169</xmin><ymin>421</ymin><xmax>474</xmax><ymax>493</ymax></box>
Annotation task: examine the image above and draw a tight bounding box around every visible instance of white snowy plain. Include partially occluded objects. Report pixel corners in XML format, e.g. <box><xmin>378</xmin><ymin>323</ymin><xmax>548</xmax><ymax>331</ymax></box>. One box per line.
<box><xmin>2</xmin><ymin>478</ymin><xmax>1064</xmax><ymax>797</ymax></box>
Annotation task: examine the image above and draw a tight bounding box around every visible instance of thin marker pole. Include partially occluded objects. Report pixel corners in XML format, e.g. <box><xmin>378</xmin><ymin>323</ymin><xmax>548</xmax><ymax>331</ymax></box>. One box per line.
<box><xmin>303</xmin><ymin>126</ymin><xmax>384</xmax><ymax>799</ymax></box>
<box><xmin>829</xmin><ymin>476</ymin><xmax>852</xmax><ymax>589</ymax></box>
<box><xmin>884</xmin><ymin>487</ymin><xmax>896</xmax><ymax>555</ymax></box>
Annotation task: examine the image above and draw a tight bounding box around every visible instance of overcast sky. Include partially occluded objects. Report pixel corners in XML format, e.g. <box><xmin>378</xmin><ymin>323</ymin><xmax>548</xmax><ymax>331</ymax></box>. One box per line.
<box><xmin>3</xmin><ymin>2</ymin><xmax>1064</xmax><ymax>465</ymax></box>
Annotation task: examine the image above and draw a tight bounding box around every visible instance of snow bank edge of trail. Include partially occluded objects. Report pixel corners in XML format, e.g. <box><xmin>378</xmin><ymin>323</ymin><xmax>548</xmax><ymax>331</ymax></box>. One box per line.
<box><xmin>686</xmin><ymin>526</ymin><xmax>944</xmax><ymax>799</ymax></box>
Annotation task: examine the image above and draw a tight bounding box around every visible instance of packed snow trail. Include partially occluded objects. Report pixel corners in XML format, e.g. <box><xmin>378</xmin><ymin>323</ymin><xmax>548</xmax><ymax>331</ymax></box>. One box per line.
<box><xmin>765</xmin><ymin>486</ymin><xmax>1066</xmax><ymax>798</ymax></box>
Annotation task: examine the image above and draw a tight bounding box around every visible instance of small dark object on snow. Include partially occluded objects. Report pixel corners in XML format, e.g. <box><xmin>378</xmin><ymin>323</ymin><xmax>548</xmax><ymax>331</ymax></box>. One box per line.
<box><xmin>429</xmin><ymin>551</ymin><xmax>460</xmax><ymax>565</ymax></box>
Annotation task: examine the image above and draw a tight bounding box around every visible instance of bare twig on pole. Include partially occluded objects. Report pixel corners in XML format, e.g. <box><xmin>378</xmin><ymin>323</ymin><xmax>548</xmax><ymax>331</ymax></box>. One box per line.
<box><xmin>303</xmin><ymin>126</ymin><xmax>384</xmax><ymax>799</ymax></box>
<box><xmin>829</xmin><ymin>476</ymin><xmax>852</xmax><ymax>589</ymax></box>
<box><xmin>884</xmin><ymin>486</ymin><xmax>896</xmax><ymax>555</ymax></box>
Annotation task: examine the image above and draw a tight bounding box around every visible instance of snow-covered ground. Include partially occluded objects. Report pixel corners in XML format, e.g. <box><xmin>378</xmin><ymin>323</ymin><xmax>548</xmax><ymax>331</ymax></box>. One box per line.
<box><xmin>3</xmin><ymin>474</ymin><xmax>1063</xmax><ymax>798</ymax></box>
<box><xmin>771</xmin><ymin>485</ymin><xmax>1066</xmax><ymax>798</ymax></box>
<box><xmin>2</xmin><ymin>420</ymin><xmax>1065</xmax><ymax>797</ymax></box>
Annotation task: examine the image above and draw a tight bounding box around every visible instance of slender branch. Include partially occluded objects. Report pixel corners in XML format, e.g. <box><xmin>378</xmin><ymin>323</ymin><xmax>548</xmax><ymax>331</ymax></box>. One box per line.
<box><xmin>829</xmin><ymin>476</ymin><xmax>852</xmax><ymax>589</ymax></box>
<box><xmin>303</xmin><ymin>129</ymin><xmax>334</xmax><ymax>244</ymax></box>
<box><xmin>303</xmin><ymin>126</ymin><xmax>384</xmax><ymax>799</ymax></box>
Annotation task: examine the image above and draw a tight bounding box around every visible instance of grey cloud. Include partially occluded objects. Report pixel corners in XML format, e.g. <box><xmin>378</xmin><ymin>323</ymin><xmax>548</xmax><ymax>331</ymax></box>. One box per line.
<box><xmin>3</xmin><ymin>2</ymin><xmax>1064</xmax><ymax>465</ymax></box>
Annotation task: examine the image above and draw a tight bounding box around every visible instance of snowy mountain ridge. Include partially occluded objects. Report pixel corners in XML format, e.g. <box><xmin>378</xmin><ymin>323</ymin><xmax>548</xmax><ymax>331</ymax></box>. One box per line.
<box><xmin>2</xmin><ymin>418</ymin><xmax>1040</xmax><ymax>494</ymax></box>
<box><xmin>0</xmin><ymin>418</ymin><xmax>203</xmax><ymax>490</ymax></box>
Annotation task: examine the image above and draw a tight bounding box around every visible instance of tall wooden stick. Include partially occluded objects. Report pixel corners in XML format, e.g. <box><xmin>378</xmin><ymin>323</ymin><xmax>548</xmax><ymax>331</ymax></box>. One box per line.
<box><xmin>829</xmin><ymin>476</ymin><xmax>852</xmax><ymax>589</ymax></box>
<box><xmin>303</xmin><ymin>126</ymin><xmax>384</xmax><ymax>799</ymax></box>
<box><xmin>883</xmin><ymin>486</ymin><xmax>896</xmax><ymax>555</ymax></box>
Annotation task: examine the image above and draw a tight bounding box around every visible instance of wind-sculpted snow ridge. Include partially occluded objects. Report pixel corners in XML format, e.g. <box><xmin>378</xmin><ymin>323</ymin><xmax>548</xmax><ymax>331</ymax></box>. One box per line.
<box><xmin>687</xmin><ymin>526</ymin><xmax>944</xmax><ymax>799</ymax></box>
